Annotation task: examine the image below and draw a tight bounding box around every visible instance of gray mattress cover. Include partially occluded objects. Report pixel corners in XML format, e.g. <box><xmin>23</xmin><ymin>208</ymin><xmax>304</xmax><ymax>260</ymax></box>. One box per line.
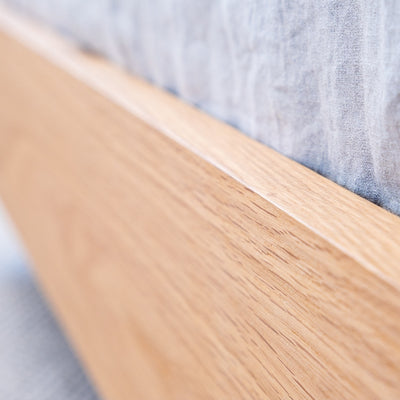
<box><xmin>3</xmin><ymin>0</ymin><xmax>400</xmax><ymax>214</ymax></box>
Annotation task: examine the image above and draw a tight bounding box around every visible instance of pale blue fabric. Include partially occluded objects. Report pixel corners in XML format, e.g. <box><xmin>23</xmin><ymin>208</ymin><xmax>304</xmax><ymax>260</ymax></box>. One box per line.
<box><xmin>0</xmin><ymin>203</ymin><xmax>100</xmax><ymax>400</ymax></box>
<box><xmin>3</xmin><ymin>0</ymin><xmax>400</xmax><ymax>214</ymax></box>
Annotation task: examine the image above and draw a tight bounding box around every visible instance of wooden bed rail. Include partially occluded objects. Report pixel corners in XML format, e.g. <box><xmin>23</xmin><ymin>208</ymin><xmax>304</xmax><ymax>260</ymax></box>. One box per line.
<box><xmin>1</xmin><ymin>5</ymin><xmax>400</xmax><ymax>399</ymax></box>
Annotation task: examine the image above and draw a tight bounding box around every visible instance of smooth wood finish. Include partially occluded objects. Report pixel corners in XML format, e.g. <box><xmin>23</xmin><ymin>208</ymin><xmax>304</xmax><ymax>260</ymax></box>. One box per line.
<box><xmin>1</xmin><ymin>6</ymin><xmax>400</xmax><ymax>400</ymax></box>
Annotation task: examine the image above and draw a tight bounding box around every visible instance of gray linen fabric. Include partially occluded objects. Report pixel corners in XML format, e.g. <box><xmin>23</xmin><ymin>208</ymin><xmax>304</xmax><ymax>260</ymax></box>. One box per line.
<box><xmin>3</xmin><ymin>0</ymin><xmax>400</xmax><ymax>214</ymax></box>
<box><xmin>0</xmin><ymin>204</ymin><xmax>100</xmax><ymax>400</ymax></box>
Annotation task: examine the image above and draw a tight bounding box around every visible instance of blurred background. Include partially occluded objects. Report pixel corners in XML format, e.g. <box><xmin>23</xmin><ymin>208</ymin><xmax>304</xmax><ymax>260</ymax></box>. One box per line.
<box><xmin>0</xmin><ymin>201</ymin><xmax>100</xmax><ymax>400</ymax></box>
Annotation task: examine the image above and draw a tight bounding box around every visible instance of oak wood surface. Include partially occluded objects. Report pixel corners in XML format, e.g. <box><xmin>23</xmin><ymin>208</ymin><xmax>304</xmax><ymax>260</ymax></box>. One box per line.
<box><xmin>1</xmin><ymin>6</ymin><xmax>400</xmax><ymax>400</ymax></box>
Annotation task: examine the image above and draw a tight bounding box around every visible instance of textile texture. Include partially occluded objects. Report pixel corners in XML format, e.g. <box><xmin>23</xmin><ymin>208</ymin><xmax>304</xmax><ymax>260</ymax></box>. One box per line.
<box><xmin>3</xmin><ymin>0</ymin><xmax>400</xmax><ymax>214</ymax></box>
<box><xmin>0</xmin><ymin>204</ymin><xmax>100</xmax><ymax>400</ymax></box>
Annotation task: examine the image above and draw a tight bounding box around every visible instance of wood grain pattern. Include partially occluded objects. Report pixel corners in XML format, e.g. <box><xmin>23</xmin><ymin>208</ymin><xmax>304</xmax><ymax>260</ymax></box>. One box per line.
<box><xmin>1</xmin><ymin>6</ymin><xmax>400</xmax><ymax>400</ymax></box>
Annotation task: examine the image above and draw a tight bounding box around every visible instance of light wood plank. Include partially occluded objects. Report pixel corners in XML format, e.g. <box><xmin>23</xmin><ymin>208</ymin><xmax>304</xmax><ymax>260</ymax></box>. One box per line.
<box><xmin>1</xmin><ymin>7</ymin><xmax>400</xmax><ymax>400</ymax></box>
<box><xmin>1</xmin><ymin>4</ymin><xmax>399</xmax><ymax>285</ymax></box>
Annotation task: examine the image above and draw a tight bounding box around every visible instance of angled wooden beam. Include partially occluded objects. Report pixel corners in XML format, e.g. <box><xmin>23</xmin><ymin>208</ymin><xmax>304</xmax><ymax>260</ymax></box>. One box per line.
<box><xmin>0</xmin><ymin>6</ymin><xmax>400</xmax><ymax>400</ymax></box>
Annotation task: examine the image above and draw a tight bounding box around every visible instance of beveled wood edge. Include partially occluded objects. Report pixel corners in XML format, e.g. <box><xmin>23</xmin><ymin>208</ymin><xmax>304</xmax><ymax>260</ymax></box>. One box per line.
<box><xmin>1</xmin><ymin>4</ymin><xmax>399</xmax><ymax>285</ymax></box>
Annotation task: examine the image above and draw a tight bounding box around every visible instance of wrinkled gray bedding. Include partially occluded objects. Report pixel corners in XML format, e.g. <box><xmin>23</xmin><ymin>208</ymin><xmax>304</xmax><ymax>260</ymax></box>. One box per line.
<box><xmin>3</xmin><ymin>0</ymin><xmax>400</xmax><ymax>214</ymax></box>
